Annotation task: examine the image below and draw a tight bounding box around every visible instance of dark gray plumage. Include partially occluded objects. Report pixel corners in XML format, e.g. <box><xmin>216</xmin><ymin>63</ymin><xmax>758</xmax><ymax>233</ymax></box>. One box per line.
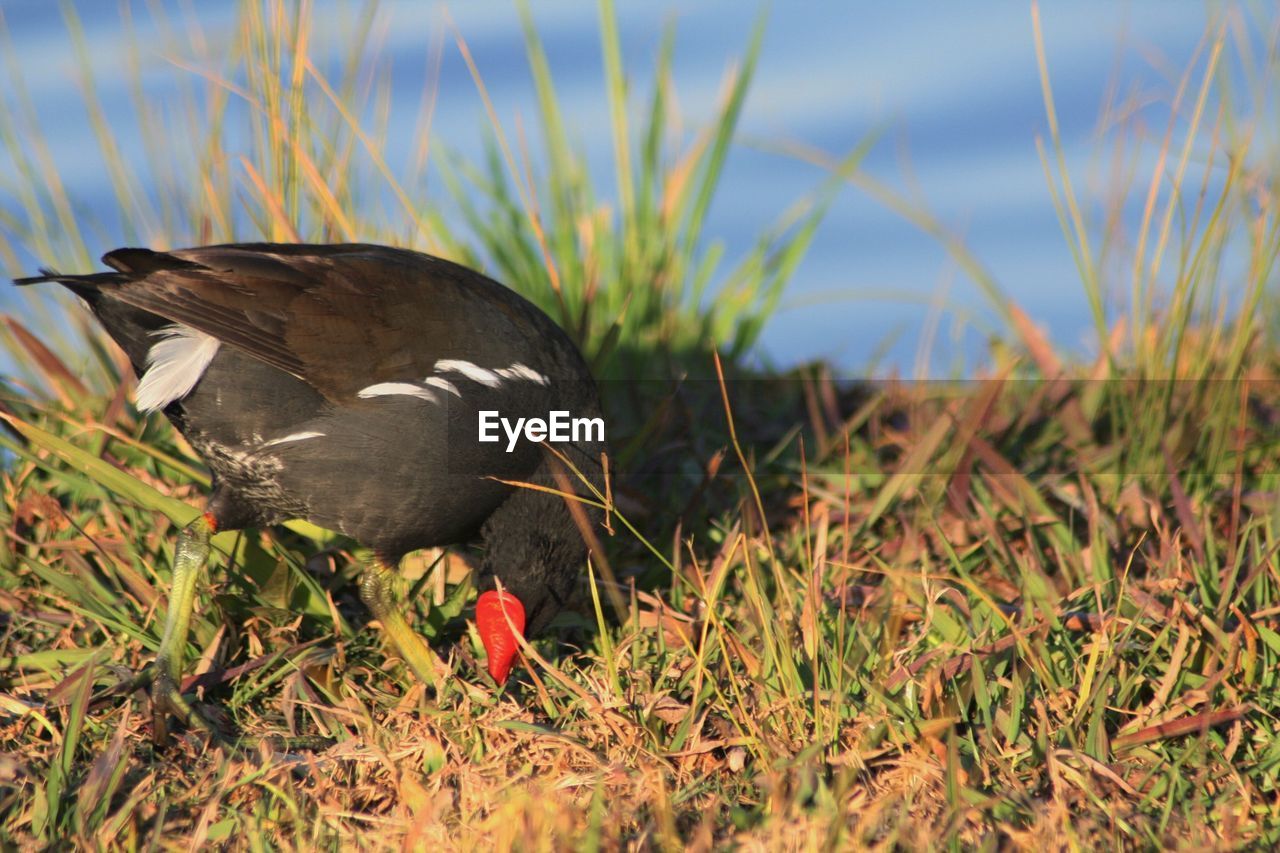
<box><xmin>17</xmin><ymin>243</ymin><xmax>605</xmax><ymax>701</ymax></box>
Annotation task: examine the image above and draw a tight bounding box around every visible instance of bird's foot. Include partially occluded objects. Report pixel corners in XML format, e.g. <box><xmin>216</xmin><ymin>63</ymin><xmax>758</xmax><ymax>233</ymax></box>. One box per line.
<box><xmin>87</xmin><ymin>664</ymin><xmax>332</xmax><ymax>753</ymax></box>
<box><xmin>150</xmin><ymin>669</ymin><xmax>226</xmax><ymax>748</ymax></box>
<box><xmin>86</xmin><ymin>665</ymin><xmax>152</xmax><ymax>712</ymax></box>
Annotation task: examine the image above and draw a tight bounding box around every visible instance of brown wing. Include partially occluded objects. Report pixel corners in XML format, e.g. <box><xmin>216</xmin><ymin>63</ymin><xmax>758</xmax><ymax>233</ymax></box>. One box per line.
<box><xmin>98</xmin><ymin>243</ymin><xmax>495</xmax><ymax>401</ymax></box>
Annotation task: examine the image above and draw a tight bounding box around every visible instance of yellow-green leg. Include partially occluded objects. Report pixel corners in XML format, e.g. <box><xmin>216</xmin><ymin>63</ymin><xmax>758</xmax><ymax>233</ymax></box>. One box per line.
<box><xmin>151</xmin><ymin>514</ymin><xmax>219</xmax><ymax>746</ymax></box>
<box><xmin>359</xmin><ymin>559</ymin><xmax>449</xmax><ymax>694</ymax></box>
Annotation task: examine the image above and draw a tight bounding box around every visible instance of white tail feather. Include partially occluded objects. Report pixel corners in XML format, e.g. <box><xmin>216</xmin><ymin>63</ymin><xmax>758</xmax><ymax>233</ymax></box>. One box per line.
<box><xmin>135</xmin><ymin>325</ymin><xmax>221</xmax><ymax>413</ymax></box>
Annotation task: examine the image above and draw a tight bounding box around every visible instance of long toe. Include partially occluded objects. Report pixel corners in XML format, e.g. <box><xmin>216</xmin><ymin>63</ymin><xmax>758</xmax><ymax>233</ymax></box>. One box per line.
<box><xmin>150</xmin><ymin>670</ymin><xmax>225</xmax><ymax>748</ymax></box>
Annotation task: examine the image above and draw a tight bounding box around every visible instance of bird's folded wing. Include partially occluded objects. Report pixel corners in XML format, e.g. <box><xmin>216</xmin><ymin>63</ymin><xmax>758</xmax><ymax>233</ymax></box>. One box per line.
<box><xmin>100</xmin><ymin>244</ymin><xmax>456</xmax><ymax>401</ymax></box>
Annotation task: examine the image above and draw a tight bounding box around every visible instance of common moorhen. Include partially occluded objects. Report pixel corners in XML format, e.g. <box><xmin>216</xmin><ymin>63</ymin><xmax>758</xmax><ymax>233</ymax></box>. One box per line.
<box><xmin>17</xmin><ymin>243</ymin><xmax>605</xmax><ymax>743</ymax></box>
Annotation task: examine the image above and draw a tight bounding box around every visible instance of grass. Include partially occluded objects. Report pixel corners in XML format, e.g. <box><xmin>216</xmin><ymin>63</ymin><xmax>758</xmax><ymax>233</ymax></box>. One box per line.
<box><xmin>2</xmin><ymin>0</ymin><xmax>1280</xmax><ymax>848</ymax></box>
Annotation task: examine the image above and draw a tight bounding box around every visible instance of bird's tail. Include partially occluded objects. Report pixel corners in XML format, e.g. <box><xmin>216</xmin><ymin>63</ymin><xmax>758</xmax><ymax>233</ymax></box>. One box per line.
<box><xmin>15</xmin><ymin>248</ymin><xmax>203</xmax><ymax>295</ymax></box>
<box><xmin>13</xmin><ymin>268</ymin><xmax>127</xmax><ymax>303</ymax></box>
<box><xmin>14</xmin><ymin>268</ymin><xmax>126</xmax><ymax>286</ymax></box>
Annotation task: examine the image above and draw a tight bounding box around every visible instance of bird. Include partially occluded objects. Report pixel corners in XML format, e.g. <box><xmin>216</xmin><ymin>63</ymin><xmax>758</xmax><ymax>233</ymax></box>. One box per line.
<box><xmin>16</xmin><ymin>242</ymin><xmax>605</xmax><ymax>744</ymax></box>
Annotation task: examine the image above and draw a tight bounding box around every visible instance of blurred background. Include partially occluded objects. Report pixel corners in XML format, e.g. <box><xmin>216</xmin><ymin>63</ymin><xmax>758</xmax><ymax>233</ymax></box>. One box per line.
<box><xmin>0</xmin><ymin>1</ymin><xmax>1269</xmax><ymax>375</ymax></box>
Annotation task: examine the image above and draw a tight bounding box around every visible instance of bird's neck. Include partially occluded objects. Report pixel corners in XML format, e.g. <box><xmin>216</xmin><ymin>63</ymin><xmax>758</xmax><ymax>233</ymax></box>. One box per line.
<box><xmin>478</xmin><ymin>450</ymin><xmax>602</xmax><ymax>635</ymax></box>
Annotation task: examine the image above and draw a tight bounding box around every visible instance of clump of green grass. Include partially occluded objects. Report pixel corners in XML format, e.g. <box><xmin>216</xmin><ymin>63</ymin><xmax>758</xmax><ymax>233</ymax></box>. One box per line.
<box><xmin>2</xmin><ymin>0</ymin><xmax>1280</xmax><ymax>849</ymax></box>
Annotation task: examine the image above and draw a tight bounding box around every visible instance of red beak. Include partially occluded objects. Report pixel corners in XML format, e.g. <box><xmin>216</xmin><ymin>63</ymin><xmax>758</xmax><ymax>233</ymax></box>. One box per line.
<box><xmin>476</xmin><ymin>590</ymin><xmax>526</xmax><ymax>683</ymax></box>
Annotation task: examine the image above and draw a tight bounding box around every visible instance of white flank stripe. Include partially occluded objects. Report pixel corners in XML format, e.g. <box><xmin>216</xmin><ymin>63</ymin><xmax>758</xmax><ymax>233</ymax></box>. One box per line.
<box><xmin>260</xmin><ymin>430</ymin><xmax>325</xmax><ymax>448</ymax></box>
<box><xmin>357</xmin><ymin>381</ymin><xmax>438</xmax><ymax>403</ymax></box>
<box><xmin>422</xmin><ymin>376</ymin><xmax>462</xmax><ymax>397</ymax></box>
<box><xmin>495</xmin><ymin>362</ymin><xmax>549</xmax><ymax>385</ymax></box>
<box><xmin>135</xmin><ymin>325</ymin><xmax>221</xmax><ymax>413</ymax></box>
<box><xmin>433</xmin><ymin>359</ymin><xmax>500</xmax><ymax>387</ymax></box>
